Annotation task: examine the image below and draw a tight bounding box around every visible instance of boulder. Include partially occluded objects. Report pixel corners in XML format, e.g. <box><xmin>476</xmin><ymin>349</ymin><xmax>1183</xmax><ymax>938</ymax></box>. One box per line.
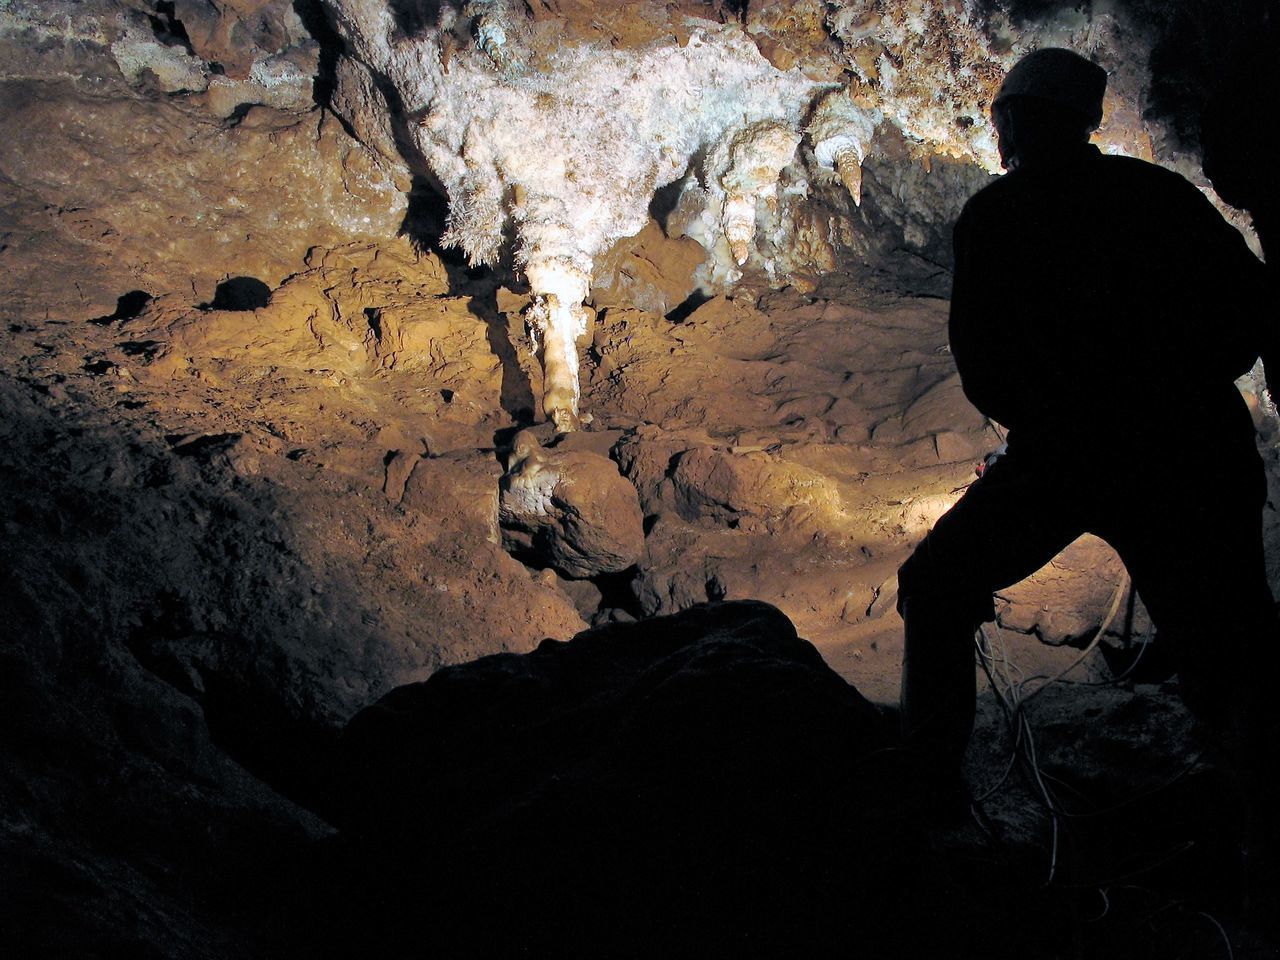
<box><xmin>400</xmin><ymin>450</ymin><xmax>503</xmax><ymax>543</ymax></box>
<box><xmin>338</xmin><ymin>600</ymin><xmax>897</xmax><ymax>957</ymax></box>
<box><xmin>332</xmin><ymin>601</ymin><xmax>1253</xmax><ymax>959</ymax></box>
<box><xmin>500</xmin><ymin>430</ymin><xmax>645</xmax><ymax>578</ymax></box>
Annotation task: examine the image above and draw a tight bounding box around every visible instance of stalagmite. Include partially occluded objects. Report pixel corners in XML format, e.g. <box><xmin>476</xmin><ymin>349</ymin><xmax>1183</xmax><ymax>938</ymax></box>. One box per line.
<box><xmin>808</xmin><ymin>87</ymin><xmax>880</xmax><ymax>206</ymax></box>
<box><xmin>719</xmin><ymin>122</ymin><xmax>803</xmax><ymax>265</ymax></box>
<box><xmin>524</xmin><ymin>260</ymin><xmax>592</xmax><ymax>431</ymax></box>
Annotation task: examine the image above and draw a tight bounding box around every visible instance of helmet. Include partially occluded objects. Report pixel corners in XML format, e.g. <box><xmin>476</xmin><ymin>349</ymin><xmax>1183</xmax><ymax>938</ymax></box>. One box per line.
<box><xmin>993</xmin><ymin>48</ymin><xmax>1107</xmax><ymax>131</ymax></box>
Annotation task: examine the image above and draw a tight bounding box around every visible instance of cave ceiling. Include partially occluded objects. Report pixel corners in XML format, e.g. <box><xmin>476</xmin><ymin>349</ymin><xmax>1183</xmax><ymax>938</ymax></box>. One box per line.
<box><xmin>321</xmin><ymin>0</ymin><xmax>1269</xmax><ymax>282</ymax></box>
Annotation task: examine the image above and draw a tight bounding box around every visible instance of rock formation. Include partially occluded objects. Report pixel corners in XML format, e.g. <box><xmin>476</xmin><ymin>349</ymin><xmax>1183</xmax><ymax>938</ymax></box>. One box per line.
<box><xmin>314</xmin><ymin>0</ymin><xmax>1268</xmax><ymax>429</ymax></box>
<box><xmin>0</xmin><ymin>0</ymin><xmax>405</xmax><ymax>322</ymax></box>
<box><xmin>499</xmin><ymin>428</ymin><xmax>645</xmax><ymax>578</ymax></box>
<box><xmin>335</xmin><ymin>601</ymin><xmax>1254</xmax><ymax>959</ymax></box>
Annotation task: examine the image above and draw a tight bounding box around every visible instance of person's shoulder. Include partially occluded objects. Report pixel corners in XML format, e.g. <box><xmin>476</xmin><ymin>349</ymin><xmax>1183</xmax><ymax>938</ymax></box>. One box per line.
<box><xmin>958</xmin><ymin>169</ymin><xmax>1019</xmax><ymax>219</ymax></box>
<box><xmin>1094</xmin><ymin>151</ymin><xmax>1206</xmax><ymax>203</ymax></box>
<box><xmin>955</xmin><ymin>168</ymin><xmax>1032</xmax><ymax>240</ymax></box>
<box><xmin>1095</xmin><ymin>151</ymin><xmax>1173</xmax><ymax>180</ymax></box>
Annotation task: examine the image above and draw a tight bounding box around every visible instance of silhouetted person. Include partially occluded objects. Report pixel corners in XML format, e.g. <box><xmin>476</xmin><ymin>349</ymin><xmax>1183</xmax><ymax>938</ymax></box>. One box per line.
<box><xmin>896</xmin><ymin>48</ymin><xmax>1279</xmax><ymax>865</ymax></box>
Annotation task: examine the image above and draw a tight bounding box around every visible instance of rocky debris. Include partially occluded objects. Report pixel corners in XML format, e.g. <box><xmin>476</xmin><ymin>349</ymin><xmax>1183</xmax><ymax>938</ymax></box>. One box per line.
<box><xmin>668</xmin><ymin>444</ymin><xmax>841</xmax><ymax>527</ymax></box>
<box><xmin>619</xmin><ymin>428</ymin><xmax>857</xmax><ymax>535</ymax></box>
<box><xmin>499</xmin><ymin>428</ymin><xmax>645</xmax><ymax>578</ymax></box>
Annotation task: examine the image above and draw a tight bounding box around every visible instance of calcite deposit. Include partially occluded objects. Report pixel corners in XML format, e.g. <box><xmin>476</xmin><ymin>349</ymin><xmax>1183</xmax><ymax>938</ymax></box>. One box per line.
<box><xmin>321</xmin><ymin>0</ymin><xmax>828</xmax><ymax>426</ymax></box>
<box><xmin>809</xmin><ymin>86</ymin><xmax>880</xmax><ymax>205</ymax></box>
<box><xmin>317</xmin><ymin>0</ymin><xmax>1265</xmax><ymax>429</ymax></box>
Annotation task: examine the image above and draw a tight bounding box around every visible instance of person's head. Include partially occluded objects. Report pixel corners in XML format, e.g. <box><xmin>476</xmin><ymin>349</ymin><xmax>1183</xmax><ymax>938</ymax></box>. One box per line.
<box><xmin>991</xmin><ymin>48</ymin><xmax>1107</xmax><ymax>169</ymax></box>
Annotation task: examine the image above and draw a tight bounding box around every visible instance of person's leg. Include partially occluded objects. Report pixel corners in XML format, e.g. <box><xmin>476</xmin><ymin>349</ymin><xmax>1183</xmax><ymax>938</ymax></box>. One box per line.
<box><xmin>897</xmin><ymin>453</ymin><xmax>1082</xmax><ymax>770</ymax></box>
<box><xmin>1102</xmin><ymin>460</ymin><xmax>1280</xmax><ymax>918</ymax></box>
<box><xmin>1102</xmin><ymin>461</ymin><xmax>1277</xmax><ymax>740</ymax></box>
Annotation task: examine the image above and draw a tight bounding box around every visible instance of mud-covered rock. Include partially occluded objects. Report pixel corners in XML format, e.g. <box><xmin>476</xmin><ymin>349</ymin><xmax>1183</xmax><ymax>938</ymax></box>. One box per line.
<box><xmin>669</xmin><ymin>444</ymin><xmax>842</xmax><ymax>527</ymax></box>
<box><xmin>500</xmin><ymin>429</ymin><xmax>645</xmax><ymax>578</ymax></box>
<box><xmin>337</xmin><ymin>600</ymin><xmax>900</xmax><ymax>956</ymax></box>
<box><xmin>399</xmin><ymin>449</ymin><xmax>502</xmax><ymax>543</ymax></box>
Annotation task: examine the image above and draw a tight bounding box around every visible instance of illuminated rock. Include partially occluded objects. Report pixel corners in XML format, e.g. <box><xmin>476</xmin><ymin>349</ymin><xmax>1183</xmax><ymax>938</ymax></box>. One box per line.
<box><xmin>500</xmin><ymin>429</ymin><xmax>645</xmax><ymax>578</ymax></box>
<box><xmin>808</xmin><ymin>86</ymin><xmax>880</xmax><ymax>205</ymax></box>
<box><xmin>321</xmin><ymin>0</ymin><xmax>821</xmax><ymax>426</ymax></box>
<box><xmin>0</xmin><ymin>0</ymin><xmax>403</xmax><ymax>321</ymax></box>
<box><xmin>4</xmin><ymin>4</ymin><xmax>1277</xmax><ymax>955</ymax></box>
<box><xmin>718</xmin><ymin>121</ymin><xmax>803</xmax><ymax>265</ymax></box>
<box><xmin>826</xmin><ymin>0</ymin><xmax>1007</xmax><ymax>170</ymax></box>
<box><xmin>315</xmin><ymin>0</ymin><xmax>1262</xmax><ymax>431</ymax></box>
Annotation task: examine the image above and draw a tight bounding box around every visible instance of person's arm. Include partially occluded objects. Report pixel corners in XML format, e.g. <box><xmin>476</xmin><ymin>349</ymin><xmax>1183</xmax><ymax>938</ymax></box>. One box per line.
<box><xmin>1163</xmin><ymin>175</ymin><xmax>1272</xmax><ymax>383</ymax></box>
<box><xmin>948</xmin><ymin>205</ymin><xmax>1022</xmax><ymax>430</ymax></box>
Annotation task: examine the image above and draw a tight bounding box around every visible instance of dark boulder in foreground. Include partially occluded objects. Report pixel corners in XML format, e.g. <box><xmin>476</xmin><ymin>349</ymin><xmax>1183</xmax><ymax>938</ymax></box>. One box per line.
<box><xmin>334</xmin><ymin>601</ymin><xmax>1051</xmax><ymax>958</ymax></box>
<box><xmin>341</xmin><ymin>599</ymin><xmax>884</xmax><ymax>825</ymax></box>
<box><xmin>339</xmin><ymin>600</ymin><xmax>898</xmax><ymax>956</ymax></box>
<box><xmin>333</xmin><ymin>601</ymin><xmax>1268</xmax><ymax>959</ymax></box>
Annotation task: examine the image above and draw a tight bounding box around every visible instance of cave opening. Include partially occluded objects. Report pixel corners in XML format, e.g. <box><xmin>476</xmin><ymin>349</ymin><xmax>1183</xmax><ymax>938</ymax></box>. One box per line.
<box><xmin>207</xmin><ymin>276</ymin><xmax>273</xmax><ymax>311</ymax></box>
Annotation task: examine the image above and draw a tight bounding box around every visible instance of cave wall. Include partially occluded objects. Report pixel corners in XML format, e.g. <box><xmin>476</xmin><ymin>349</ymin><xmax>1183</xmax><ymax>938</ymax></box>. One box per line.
<box><xmin>0</xmin><ymin>0</ymin><xmax>404</xmax><ymax>322</ymax></box>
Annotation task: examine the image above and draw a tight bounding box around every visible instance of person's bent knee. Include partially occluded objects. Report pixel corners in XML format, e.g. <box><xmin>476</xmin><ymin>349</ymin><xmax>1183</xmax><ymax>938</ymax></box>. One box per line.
<box><xmin>896</xmin><ymin>550</ymin><xmax>996</xmax><ymax>627</ymax></box>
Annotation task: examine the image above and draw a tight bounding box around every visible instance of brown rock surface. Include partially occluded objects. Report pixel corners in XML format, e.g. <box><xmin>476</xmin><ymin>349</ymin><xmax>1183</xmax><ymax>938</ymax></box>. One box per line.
<box><xmin>0</xmin><ymin>0</ymin><xmax>403</xmax><ymax>322</ymax></box>
<box><xmin>400</xmin><ymin>448</ymin><xmax>502</xmax><ymax>541</ymax></box>
<box><xmin>591</xmin><ymin>218</ymin><xmax>707</xmax><ymax>317</ymax></box>
<box><xmin>0</xmin><ymin>231</ymin><xmax>588</xmax><ymax>830</ymax></box>
<box><xmin>500</xmin><ymin>430</ymin><xmax>645</xmax><ymax>579</ymax></box>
